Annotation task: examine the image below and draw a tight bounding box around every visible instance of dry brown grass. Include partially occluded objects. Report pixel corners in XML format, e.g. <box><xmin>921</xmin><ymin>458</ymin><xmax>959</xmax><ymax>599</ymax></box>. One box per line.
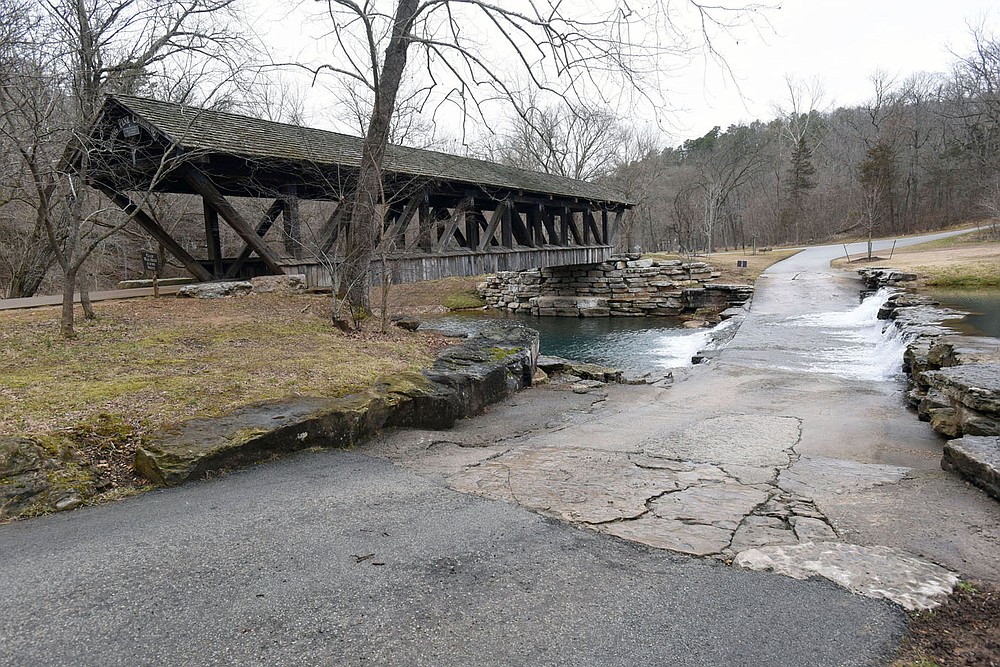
<box><xmin>0</xmin><ymin>293</ymin><xmax>442</xmax><ymax>440</ymax></box>
<box><xmin>646</xmin><ymin>249</ymin><xmax>801</xmax><ymax>285</ymax></box>
<box><xmin>831</xmin><ymin>229</ymin><xmax>1000</xmax><ymax>288</ymax></box>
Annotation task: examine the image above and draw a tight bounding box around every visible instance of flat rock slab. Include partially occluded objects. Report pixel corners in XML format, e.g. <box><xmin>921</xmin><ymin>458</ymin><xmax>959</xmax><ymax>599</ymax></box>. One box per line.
<box><xmin>449</xmin><ymin>448</ymin><xmax>674</xmax><ymax>524</ymax></box>
<box><xmin>734</xmin><ymin>541</ymin><xmax>959</xmax><ymax>611</ymax></box>
<box><xmin>136</xmin><ymin>324</ymin><xmax>540</xmax><ymax>486</ymax></box>
<box><xmin>922</xmin><ymin>363</ymin><xmax>1000</xmax><ymax>415</ymax></box>
<box><xmin>778</xmin><ymin>456</ymin><xmax>910</xmax><ymax>500</ymax></box>
<box><xmin>643</xmin><ymin>414</ymin><xmax>801</xmax><ymax>468</ymax></box>
<box><xmin>943</xmin><ymin>436</ymin><xmax>1000</xmax><ymax>501</ymax></box>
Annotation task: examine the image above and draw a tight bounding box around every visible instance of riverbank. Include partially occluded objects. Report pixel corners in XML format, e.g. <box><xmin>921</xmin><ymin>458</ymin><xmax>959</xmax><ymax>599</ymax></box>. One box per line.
<box><xmin>0</xmin><ymin>281</ymin><xmax>489</xmax><ymax>521</ymax></box>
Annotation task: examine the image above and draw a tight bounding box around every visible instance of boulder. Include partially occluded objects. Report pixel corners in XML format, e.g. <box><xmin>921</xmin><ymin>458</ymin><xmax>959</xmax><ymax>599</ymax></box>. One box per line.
<box><xmin>942</xmin><ymin>436</ymin><xmax>1000</xmax><ymax>502</ymax></box>
<box><xmin>176</xmin><ymin>281</ymin><xmax>253</xmax><ymax>299</ymax></box>
<box><xmin>535</xmin><ymin>355</ymin><xmax>623</xmax><ymax>383</ymax></box>
<box><xmin>250</xmin><ymin>274</ymin><xmax>306</xmax><ymax>294</ymax></box>
<box><xmin>0</xmin><ymin>436</ymin><xmax>105</xmax><ymax>518</ymax></box>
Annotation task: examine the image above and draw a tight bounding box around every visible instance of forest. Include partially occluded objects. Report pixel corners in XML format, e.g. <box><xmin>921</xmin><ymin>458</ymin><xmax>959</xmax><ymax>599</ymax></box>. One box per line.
<box><xmin>1</xmin><ymin>0</ymin><xmax>998</xmax><ymax>304</ymax></box>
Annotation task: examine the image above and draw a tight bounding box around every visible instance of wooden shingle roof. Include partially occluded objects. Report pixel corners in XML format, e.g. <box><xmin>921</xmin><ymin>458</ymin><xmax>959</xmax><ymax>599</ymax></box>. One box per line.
<box><xmin>107</xmin><ymin>94</ymin><xmax>632</xmax><ymax>206</ymax></box>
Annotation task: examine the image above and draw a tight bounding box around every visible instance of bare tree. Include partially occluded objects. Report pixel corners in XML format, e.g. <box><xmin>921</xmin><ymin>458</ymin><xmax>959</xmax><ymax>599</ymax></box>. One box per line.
<box><xmin>0</xmin><ymin>0</ymin><xmax>248</xmax><ymax>333</ymax></box>
<box><xmin>487</xmin><ymin>93</ymin><xmax>629</xmax><ymax>181</ymax></box>
<box><xmin>301</xmin><ymin>0</ymin><xmax>765</xmax><ymax>323</ymax></box>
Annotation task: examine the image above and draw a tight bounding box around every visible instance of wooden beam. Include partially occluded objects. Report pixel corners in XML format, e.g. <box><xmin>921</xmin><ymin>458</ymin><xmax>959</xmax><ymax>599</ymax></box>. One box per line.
<box><xmin>182</xmin><ymin>166</ymin><xmax>284</xmax><ymax>274</ymax></box>
<box><xmin>541</xmin><ymin>206</ymin><xmax>559</xmax><ymax>245</ymax></box>
<box><xmin>95</xmin><ymin>184</ymin><xmax>213</xmax><ymax>282</ymax></box>
<box><xmin>478</xmin><ymin>201</ymin><xmax>507</xmax><ymax>251</ymax></box>
<box><xmin>319</xmin><ymin>200</ymin><xmax>350</xmax><ymax>255</ymax></box>
<box><xmin>383</xmin><ymin>191</ymin><xmax>422</xmax><ymax>251</ymax></box>
<box><xmin>433</xmin><ymin>196</ymin><xmax>473</xmax><ymax>252</ymax></box>
<box><xmin>509</xmin><ymin>208</ymin><xmax>533</xmax><ymax>247</ymax></box>
<box><xmin>565</xmin><ymin>208</ymin><xmax>584</xmax><ymax>245</ymax></box>
<box><xmin>203</xmin><ymin>200</ymin><xmax>223</xmax><ymax>278</ymax></box>
<box><xmin>225</xmin><ymin>199</ymin><xmax>284</xmax><ymax>279</ymax></box>
<box><xmin>584</xmin><ymin>208</ymin><xmax>603</xmax><ymax>245</ymax></box>
<box><xmin>610</xmin><ymin>208</ymin><xmax>625</xmax><ymax>245</ymax></box>
<box><xmin>280</xmin><ymin>183</ymin><xmax>302</xmax><ymax>260</ymax></box>
<box><xmin>602</xmin><ymin>208</ymin><xmax>609</xmax><ymax>244</ymax></box>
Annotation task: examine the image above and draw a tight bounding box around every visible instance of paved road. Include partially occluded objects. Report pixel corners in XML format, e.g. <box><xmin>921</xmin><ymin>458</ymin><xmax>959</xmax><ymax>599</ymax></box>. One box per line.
<box><xmin>0</xmin><ymin>452</ymin><xmax>903</xmax><ymax>667</ymax></box>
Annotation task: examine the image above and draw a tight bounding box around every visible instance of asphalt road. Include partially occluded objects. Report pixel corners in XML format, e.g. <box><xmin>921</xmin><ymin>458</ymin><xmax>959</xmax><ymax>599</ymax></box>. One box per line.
<box><xmin>0</xmin><ymin>451</ymin><xmax>903</xmax><ymax>666</ymax></box>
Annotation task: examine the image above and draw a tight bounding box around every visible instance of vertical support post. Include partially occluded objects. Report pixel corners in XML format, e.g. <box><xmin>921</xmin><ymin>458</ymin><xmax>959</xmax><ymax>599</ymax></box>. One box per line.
<box><xmin>418</xmin><ymin>195</ymin><xmax>432</xmax><ymax>252</ymax></box>
<box><xmin>203</xmin><ymin>199</ymin><xmax>223</xmax><ymax>278</ymax></box>
<box><xmin>602</xmin><ymin>209</ymin><xmax>609</xmax><ymax>245</ymax></box>
<box><xmin>465</xmin><ymin>206</ymin><xmax>479</xmax><ymax>249</ymax></box>
<box><xmin>560</xmin><ymin>207</ymin><xmax>570</xmax><ymax>247</ymax></box>
<box><xmin>583</xmin><ymin>207</ymin><xmax>592</xmax><ymax>245</ymax></box>
<box><xmin>280</xmin><ymin>184</ymin><xmax>302</xmax><ymax>260</ymax></box>
<box><xmin>501</xmin><ymin>202</ymin><xmax>513</xmax><ymax>248</ymax></box>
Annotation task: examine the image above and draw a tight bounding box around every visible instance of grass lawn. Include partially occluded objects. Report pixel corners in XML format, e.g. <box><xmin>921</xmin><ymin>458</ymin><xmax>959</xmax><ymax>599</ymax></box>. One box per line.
<box><xmin>831</xmin><ymin>226</ymin><xmax>999</xmax><ymax>288</ymax></box>
<box><xmin>0</xmin><ymin>278</ymin><xmax>492</xmax><ymax>509</ymax></box>
<box><xmin>646</xmin><ymin>248</ymin><xmax>801</xmax><ymax>285</ymax></box>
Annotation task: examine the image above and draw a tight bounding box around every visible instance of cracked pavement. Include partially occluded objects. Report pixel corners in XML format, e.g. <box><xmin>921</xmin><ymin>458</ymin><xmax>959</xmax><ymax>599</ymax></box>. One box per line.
<box><xmin>365</xmin><ymin>241</ymin><xmax>1000</xmax><ymax>612</ymax></box>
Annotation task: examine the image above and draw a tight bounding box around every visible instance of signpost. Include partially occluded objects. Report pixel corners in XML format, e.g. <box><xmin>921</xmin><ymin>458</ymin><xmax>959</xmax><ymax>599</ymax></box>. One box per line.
<box><xmin>143</xmin><ymin>251</ymin><xmax>159</xmax><ymax>297</ymax></box>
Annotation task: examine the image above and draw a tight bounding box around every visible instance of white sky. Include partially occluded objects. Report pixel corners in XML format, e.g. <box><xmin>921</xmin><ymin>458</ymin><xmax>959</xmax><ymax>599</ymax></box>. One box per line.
<box><xmin>668</xmin><ymin>0</ymin><xmax>997</xmax><ymax>141</ymax></box>
<box><xmin>254</xmin><ymin>0</ymin><xmax>998</xmax><ymax>147</ymax></box>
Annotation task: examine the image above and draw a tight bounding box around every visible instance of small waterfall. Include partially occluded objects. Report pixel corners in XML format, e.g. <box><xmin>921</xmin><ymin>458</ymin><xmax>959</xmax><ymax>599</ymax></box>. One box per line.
<box><xmin>790</xmin><ymin>288</ymin><xmax>911</xmax><ymax>382</ymax></box>
<box><xmin>652</xmin><ymin>319</ymin><xmax>737</xmax><ymax>369</ymax></box>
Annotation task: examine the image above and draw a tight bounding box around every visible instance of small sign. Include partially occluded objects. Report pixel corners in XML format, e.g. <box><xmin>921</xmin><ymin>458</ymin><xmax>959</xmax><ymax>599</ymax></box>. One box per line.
<box><xmin>142</xmin><ymin>252</ymin><xmax>158</xmax><ymax>272</ymax></box>
<box><xmin>736</xmin><ymin>260</ymin><xmax>748</xmax><ymax>268</ymax></box>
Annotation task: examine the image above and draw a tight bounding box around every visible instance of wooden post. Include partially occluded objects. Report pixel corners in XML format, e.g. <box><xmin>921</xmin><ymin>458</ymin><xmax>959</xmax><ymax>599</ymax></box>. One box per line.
<box><xmin>203</xmin><ymin>200</ymin><xmax>223</xmax><ymax>277</ymax></box>
<box><xmin>501</xmin><ymin>202</ymin><xmax>513</xmax><ymax>249</ymax></box>
<box><xmin>280</xmin><ymin>184</ymin><xmax>302</xmax><ymax>259</ymax></box>
<box><xmin>418</xmin><ymin>196</ymin><xmax>432</xmax><ymax>252</ymax></box>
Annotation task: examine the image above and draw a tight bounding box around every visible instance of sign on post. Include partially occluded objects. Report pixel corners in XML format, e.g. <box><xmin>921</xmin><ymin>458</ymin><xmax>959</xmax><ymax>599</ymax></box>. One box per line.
<box><xmin>142</xmin><ymin>251</ymin><xmax>160</xmax><ymax>297</ymax></box>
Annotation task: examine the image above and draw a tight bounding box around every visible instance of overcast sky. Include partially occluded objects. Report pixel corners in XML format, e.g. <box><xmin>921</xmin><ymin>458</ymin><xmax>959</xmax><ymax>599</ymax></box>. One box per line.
<box><xmin>667</xmin><ymin>0</ymin><xmax>997</xmax><ymax>141</ymax></box>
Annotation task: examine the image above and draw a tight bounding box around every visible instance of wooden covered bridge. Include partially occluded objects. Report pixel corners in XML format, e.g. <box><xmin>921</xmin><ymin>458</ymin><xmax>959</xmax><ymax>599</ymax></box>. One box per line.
<box><xmin>85</xmin><ymin>95</ymin><xmax>633</xmax><ymax>287</ymax></box>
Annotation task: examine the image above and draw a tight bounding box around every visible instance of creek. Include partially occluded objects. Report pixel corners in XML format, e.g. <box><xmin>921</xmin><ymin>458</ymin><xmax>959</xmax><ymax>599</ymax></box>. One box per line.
<box><xmin>927</xmin><ymin>288</ymin><xmax>1000</xmax><ymax>338</ymax></box>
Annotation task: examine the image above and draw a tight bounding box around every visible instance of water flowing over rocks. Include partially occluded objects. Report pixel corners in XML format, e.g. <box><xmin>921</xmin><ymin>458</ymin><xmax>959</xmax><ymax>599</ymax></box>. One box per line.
<box><xmin>867</xmin><ymin>267</ymin><xmax>1000</xmax><ymax>501</ymax></box>
<box><xmin>478</xmin><ymin>255</ymin><xmax>752</xmax><ymax>318</ymax></box>
<box><xmin>135</xmin><ymin>323</ymin><xmax>539</xmax><ymax>486</ymax></box>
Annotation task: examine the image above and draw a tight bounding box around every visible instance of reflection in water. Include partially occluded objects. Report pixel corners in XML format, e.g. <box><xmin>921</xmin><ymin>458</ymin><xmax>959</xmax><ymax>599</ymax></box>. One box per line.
<box><xmin>927</xmin><ymin>289</ymin><xmax>1000</xmax><ymax>338</ymax></box>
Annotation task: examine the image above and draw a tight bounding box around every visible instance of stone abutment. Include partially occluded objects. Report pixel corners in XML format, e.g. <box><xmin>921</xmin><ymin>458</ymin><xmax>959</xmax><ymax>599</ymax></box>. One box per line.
<box><xmin>478</xmin><ymin>255</ymin><xmax>753</xmax><ymax>318</ymax></box>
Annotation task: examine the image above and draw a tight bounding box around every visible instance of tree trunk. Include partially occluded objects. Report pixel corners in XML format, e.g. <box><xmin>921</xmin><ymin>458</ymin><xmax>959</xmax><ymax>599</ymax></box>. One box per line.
<box><xmin>61</xmin><ymin>266</ymin><xmax>78</xmax><ymax>338</ymax></box>
<box><xmin>342</xmin><ymin>0</ymin><xmax>418</xmax><ymax>322</ymax></box>
<box><xmin>79</xmin><ymin>264</ymin><xmax>94</xmax><ymax>319</ymax></box>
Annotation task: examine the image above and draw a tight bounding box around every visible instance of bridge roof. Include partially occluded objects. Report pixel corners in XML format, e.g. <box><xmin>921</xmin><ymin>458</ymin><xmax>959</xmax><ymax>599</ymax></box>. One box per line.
<box><xmin>103</xmin><ymin>95</ymin><xmax>632</xmax><ymax>207</ymax></box>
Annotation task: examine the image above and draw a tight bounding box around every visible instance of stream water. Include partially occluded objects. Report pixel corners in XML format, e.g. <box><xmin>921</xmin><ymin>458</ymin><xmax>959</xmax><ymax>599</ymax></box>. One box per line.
<box><xmin>432</xmin><ymin>312</ymin><xmax>735</xmax><ymax>373</ymax></box>
<box><xmin>928</xmin><ymin>288</ymin><xmax>1000</xmax><ymax>338</ymax></box>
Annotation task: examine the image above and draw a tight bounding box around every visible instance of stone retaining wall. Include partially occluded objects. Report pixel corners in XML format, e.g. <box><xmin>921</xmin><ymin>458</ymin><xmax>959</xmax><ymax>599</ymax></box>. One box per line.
<box><xmin>478</xmin><ymin>255</ymin><xmax>753</xmax><ymax>318</ymax></box>
<box><xmin>863</xmin><ymin>267</ymin><xmax>1000</xmax><ymax>501</ymax></box>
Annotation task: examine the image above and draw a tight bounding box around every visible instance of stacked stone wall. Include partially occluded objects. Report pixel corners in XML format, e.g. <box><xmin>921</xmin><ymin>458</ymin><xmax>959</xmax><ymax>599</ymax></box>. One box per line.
<box><xmin>478</xmin><ymin>255</ymin><xmax>753</xmax><ymax>318</ymax></box>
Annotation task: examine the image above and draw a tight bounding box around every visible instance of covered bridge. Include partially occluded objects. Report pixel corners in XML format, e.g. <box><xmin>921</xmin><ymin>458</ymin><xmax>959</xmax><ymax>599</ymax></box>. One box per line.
<box><xmin>85</xmin><ymin>94</ymin><xmax>633</xmax><ymax>286</ymax></box>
